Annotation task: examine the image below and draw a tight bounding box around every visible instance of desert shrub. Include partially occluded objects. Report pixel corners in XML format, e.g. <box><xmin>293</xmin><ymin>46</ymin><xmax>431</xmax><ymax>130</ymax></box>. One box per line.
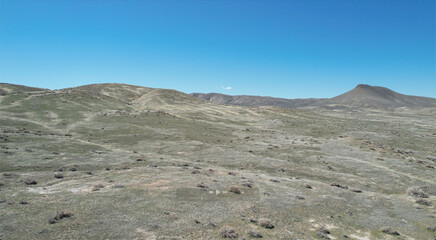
<box><xmin>427</xmin><ymin>226</ymin><xmax>436</xmax><ymax>232</ymax></box>
<box><xmin>380</xmin><ymin>227</ymin><xmax>399</xmax><ymax>235</ymax></box>
<box><xmin>48</xmin><ymin>211</ymin><xmax>73</xmax><ymax>224</ymax></box>
<box><xmin>229</xmin><ymin>186</ymin><xmax>241</xmax><ymax>194</ymax></box>
<box><xmin>219</xmin><ymin>226</ymin><xmax>238</xmax><ymax>238</ymax></box>
<box><xmin>2</xmin><ymin>173</ymin><xmax>13</xmax><ymax>178</ymax></box>
<box><xmin>406</xmin><ymin>186</ymin><xmax>428</xmax><ymax>198</ymax></box>
<box><xmin>92</xmin><ymin>184</ymin><xmax>104</xmax><ymax>191</ymax></box>
<box><xmin>316</xmin><ymin>226</ymin><xmax>331</xmax><ymax>239</ymax></box>
<box><xmin>192</xmin><ymin>169</ymin><xmax>201</xmax><ymax>174</ymax></box>
<box><xmin>24</xmin><ymin>179</ymin><xmax>37</xmax><ymax>185</ymax></box>
<box><xmin>416</xmin><ymin>198</ymin><xmax>431</xmax><ymax>206</ymax></box>
<box><xmin>349</xmin><ymin>188</ymin><xmax>362</xmax><ymax>193</ymax></box>
<box><xmin>305</xmin><ymin>184</ymin><xmax>313</xmax><ymax>189</ymax></box>
<box><xmin>258</xmin><ymin>218</ymin><xmax>274</xmax><ymax>229</ymax></box>
<box><xmin>196</xmin><ymin>182</ymin><xmax>208</xmax><ymax>188</ymax></box>
<box><xmin>19</xmin><ymin>200</ymin><xmax>29</xmax><ymax>205</ymax></box>
<box><xmin>248</xmin><ymin>229</ymin><xmax>262</xmax><ymax>238</ymax></box>
<box><xmin>331</xmin><ymin>183</ymin><xmax>347</xmax><ymax>189</ymax></box>
<box><xmin>54</xmin><ymin>173</ymin><xmax>63</xmax><ymax>179</ymax></box>
<box><xmin>0</xmin><ymin>182</ymin><xmax>4</xmax><ymax>186</ymax></box>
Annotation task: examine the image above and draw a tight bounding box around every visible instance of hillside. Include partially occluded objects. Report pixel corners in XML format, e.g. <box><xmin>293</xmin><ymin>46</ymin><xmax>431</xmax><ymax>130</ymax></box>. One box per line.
<box><xmin>191</xmin><ymin>84</ymin><xmax>436</xmax><ymax>110</ymax></box>
<box><xmin>1</xmin><ymin>83</ymin><xmax>436</xmax><ymax>239</ymax></box>
<box><xmin>329</xmin><ymin>84</ymin><xmax>436</xmax><ymax>108</ymax></box>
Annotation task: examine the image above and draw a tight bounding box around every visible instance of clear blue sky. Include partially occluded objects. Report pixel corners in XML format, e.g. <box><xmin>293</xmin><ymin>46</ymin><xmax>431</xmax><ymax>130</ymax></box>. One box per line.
<box><xmin>1</xmin><ymin>0</ymin><xmax>435</xmax><ymax>98</ymax></box>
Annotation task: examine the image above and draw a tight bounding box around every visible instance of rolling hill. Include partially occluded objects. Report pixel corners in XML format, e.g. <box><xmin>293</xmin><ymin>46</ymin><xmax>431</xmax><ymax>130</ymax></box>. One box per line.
<box><xmin>1</xmin><ymin>82</ymin><xmax>435</xmax><ymax>239</ymax></box>
<box><xmin>191</xmin><ymin>84</ymin><xmax>436</xmax><ymax>109</ymax></box>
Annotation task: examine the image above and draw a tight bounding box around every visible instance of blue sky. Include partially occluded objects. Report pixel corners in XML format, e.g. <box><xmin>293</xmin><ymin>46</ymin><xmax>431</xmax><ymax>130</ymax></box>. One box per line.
<box><xmin>1</xmin><ymin>0</ymin><xmax>435</xmax><ymax>98</ymax></box>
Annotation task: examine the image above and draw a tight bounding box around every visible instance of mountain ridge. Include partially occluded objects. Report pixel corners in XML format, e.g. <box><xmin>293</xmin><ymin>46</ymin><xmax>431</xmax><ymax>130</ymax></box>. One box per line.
<box><xmin>191</xmin><ymin>84</ymin><xmax>436</xmax><ymax>109</ymax></box>
<box><xmin>1</xmin><ymin>82</ymin><xmax>435</xmax><ymax>110</ymax></box>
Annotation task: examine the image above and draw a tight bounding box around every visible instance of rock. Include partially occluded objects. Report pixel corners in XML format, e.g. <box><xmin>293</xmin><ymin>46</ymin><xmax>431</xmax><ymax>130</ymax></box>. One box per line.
<box><xmin>258</xmin><ymin>218</ymin><xmax>274</xmax><ymax>229</ymax></box>
<box><xmin>248</xmin><ymin>229</ymin><xmax>262</xmax><ymax>238</ymax></box>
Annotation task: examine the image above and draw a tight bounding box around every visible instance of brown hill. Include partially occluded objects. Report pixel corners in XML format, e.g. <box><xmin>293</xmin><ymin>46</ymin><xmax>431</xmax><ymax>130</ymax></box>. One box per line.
<box><xmin>191</xmin><ymin>84</ymin><xmax>436</xmax><ymax>109</ymax></box>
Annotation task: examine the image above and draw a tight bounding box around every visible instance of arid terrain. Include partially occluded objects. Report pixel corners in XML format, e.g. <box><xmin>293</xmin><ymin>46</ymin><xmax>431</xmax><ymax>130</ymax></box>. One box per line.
<box><xmin>1</xmin><ymin>83</ymin><xmax>436</xmax><ymax>240</ymax></box>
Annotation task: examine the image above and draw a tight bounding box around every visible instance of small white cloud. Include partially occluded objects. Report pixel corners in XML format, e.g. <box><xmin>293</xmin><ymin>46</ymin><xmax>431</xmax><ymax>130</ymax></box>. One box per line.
<box><xmin>221</xmin><ymin>85</ymin><xmax>232</xmax><ymax>90</ymax></box>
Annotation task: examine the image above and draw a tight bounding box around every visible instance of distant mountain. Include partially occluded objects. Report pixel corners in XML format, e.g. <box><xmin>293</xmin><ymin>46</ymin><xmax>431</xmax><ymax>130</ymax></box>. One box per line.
<box><xmin>1</xmin><ymin>83</ymin><xmax>435</xmax><ymax>110</ymax></box>
<box><xmin>329</xmin><ymin>84</ymin><xmax>436</xmax><ymax>108</ymax></box>
<box><xmin>191</xmin><ymin>84</ymin><xmax>436</xmax><ymax>109</ymax></box>
<box><xmin>190</xmin><ymin>93</ymin><xmax>320</xmax><ymax>108</ymax></box>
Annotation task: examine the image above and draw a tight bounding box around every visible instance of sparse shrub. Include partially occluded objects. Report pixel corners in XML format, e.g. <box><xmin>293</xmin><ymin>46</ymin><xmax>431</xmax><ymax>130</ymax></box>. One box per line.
<box><xmin>229</xmin><ymin>186</ymin><xmax>241</xmax><ymax>194</ymax></box>
<box><xmin>0</xmin><ymin>182</ymin><xmax>4</xmax><ymax>187</ymax></box>
<box><xmin>416</xmin><ymin>198</ymin><xmax>431</xmax><ymax>206</ymax></box>
<box><xmin>48</xmin><ymin>211</ymin><xmax>73</xmax><ymax>224</ymax></box>
<box><xmin>54</xmin><ymin>173</ymin><xmax>63</xmax><ymax>179</ymax></box>
<box><xmin>2</xmin><ymin>172</ymin><xmax>13</xmax><ymax>178</ymax></box>
<box><xmin>113</xmin><ymin>184</ymin><xmax>125</xmax><ymax>189</ymax></box>
<box><xmin>24</xmin><ymin>179</ymin><xmax>37</xmax><ymax>185</ymax></box>
<box><xmin>331</xmin><ymin>183</ymin><xmax>348</xmax><ymax>189</ymax></box>
<box><xmin>192</xmin><ymin>169</ymin><xmax>201</xmax><ymax>174</ymax></box>
<box><xmin>136</xmin><ymin>158</ymin><xmax>144</xmax><ymax>161</ymax></box>
<box><xmin>228</xmin><ymin>172</ymin><xmax>236</xmax><ymax>176</ymax></box>
<box><xmin>69</xmin><ymin>167</ymin><xmax>77</xmax><ymax>172</ymax></box>
<box><xmin>380</xmin><ymin>227</ymin><xmax>400</xmax><ymax>235</ymax></box>
<box><xmin>406</xmin><ymin>186</ymin><xmax>428</xmax><ymax>198</ymax></box>
<box><xmin>296</xmin><ymin>195</ymin><xmax>305</xmax><ymax>200</ymax></box>
<box><xmin>196</xmin><ymin>182</ymin><xmax>208</xmax><ymax>188</ymax></box>
<box><xmin>19</xmin><ymin>200</ymin><xmax>29</xmax><ymax>205</ymax></box>
<box><xmin>248</xmin><ymin>229</ymin><xmax>262</xmax><ymax>238</ymax></box>
<box><xmin>428</xmin><ymin>226</ymin><xmax>436</xmax><ymax>232</ymax></box>
<box><xmin>219</xmin><ymin>226</ymin><xmax>238</xmax><ymax>238</ymax></box>
<box><xmin>305</xmin><ymin>184</ymin><xmax>313</xmax><ymax>189</ymax></box>
<box><xmin>194</xmin><ymin>219</ymin><xmax>201</xmax><ymax>224</ymax></box>
<box><xmin>92</xmin><ymin>184</ymin><xmax>104</xmax><ymax>191</ymax></box>
<box><xmin>242</xmin><ymin>182</ymin><xmax>253</xmax><ymax>188</ymax></box>
<box><xmin>316</xmin><ymin>226</ymin><xmax>331</xmax><ymax>239</ymax></box>
<box><xmin>269</xmin><ymin>179</ymin><xmax>280</xmax><ymax>183</ymax></box>
<box><xmin>258</xmin><ymin>218</ymin><xmax>274</xmax><ymax>229</ymax></box>
<box><xmin>349</xmin><ymin>188</ymin><xmax>362</xmax><ymax>193</ymax></box>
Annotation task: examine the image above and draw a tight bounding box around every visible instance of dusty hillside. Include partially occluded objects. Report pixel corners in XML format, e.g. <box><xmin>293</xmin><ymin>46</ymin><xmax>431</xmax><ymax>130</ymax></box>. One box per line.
<box><xmin>191</xmin><ymin>84</ymin><xmax>436</xmax><ymax>110</ymax></box>
<box><xmin>1</xmin><ymin>83</ymin><xmax>436</xmax><ymax>240</ymax></box>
